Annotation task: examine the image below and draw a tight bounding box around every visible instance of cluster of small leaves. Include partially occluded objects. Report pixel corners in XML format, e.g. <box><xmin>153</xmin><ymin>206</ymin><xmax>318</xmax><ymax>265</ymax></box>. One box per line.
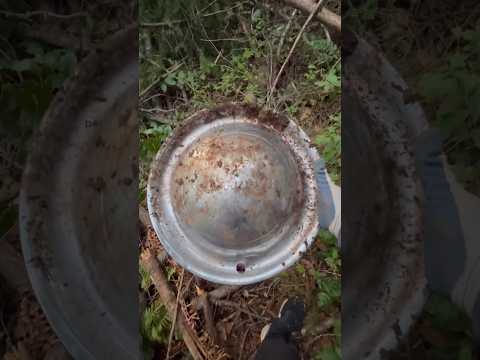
<box><xmin>139</xmin><ymin>123</ymin><xmax>172</xmax><ymax>163</ymax></box>
<box><xmin>141</xmin><ymin>300</ymin><xmax>171</xmax><ymax>346</ymax></box>
<box><xmin>314</xmin><ymin>113</ymin><xmax>341</xmax><ymax>184</ymax></box>
<box><xmin>314</xmin><ymin>230</ymin><xmax>340</xmax><ymax>309</ymax></box>
<box><xmin>343</xmin><ymin>0</ymin><xmax>378</xmax><ymax>31</ymax></box>
<box><xmin>304</xmin><ymin>37</ymin><xmax>340</xmax><ymax>97</ymax></box>
<box><xmin>312</xmin><ymin>230</ymin><xmax>341</xmax><ymax>360</ymax></box>
<box><xmin>418</xmin><ymin>293</ymin><xmax>473</xmax><ymax>360</ymax></box>
<box><xmin>418</xmin><ymin>29</ymin><xmax>480</xmax><ymax>195</ymax></box>
<box><xmin>0</xmin><ymin>40</ymin><xmax>77</xmax><ymax>164</ymax></box>
<box><xmin>140</xmin><ymin>265</ymin><xmax>171</xmax><ymax>356</ymax></box>
<box><xmin>314</xmin><ymin>341</ymin><xmax>341</xmax><ymax>360</ymax></box>
<box><xmin>139</xmin><ymin>122</ymin><xmax>172</xmax><ymax>201</ymax></box>
<box><xmin>139</xmin><ymin>0</ymin><xmax>248</xmax><ymax>95</ymax></box>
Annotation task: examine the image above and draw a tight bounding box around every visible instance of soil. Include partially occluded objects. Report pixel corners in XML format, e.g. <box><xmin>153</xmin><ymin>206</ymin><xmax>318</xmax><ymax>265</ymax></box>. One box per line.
<box><xmin>141</xmin><ymin>226</ymin><xmax>338</xmax><ymax>360</ymax></box>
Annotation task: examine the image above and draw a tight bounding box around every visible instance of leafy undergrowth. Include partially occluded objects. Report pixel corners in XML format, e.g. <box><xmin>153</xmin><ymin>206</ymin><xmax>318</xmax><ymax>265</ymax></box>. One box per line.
<box><xmin>387</xmin><ymin>293</ymin><xmax>474</xmax><ymax>360</ymax></box>
<box><xmin>346</xmin><ymin>0</ymin><xmax>480</xmax><ymax>196</ymax></box>
<box><xmin>139</xmin><ymin>1</ymin><xmax>341</xmax><ymax>359</ymax></box>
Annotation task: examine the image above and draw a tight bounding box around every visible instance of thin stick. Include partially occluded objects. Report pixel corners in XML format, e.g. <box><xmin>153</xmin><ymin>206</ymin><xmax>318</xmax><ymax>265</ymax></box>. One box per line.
<box><xmin>267</xmin><ymin>0</ymin><xmax>324</xmax><ymax>104</ymax></box>
<box><xmin>191</xmin><ymin>285</ymin><xmax>241</xmax><ymax>310</ymax></box>
<box><xmin>238</xmin><ymin>328</ymin><xmax>250</xmax><ymax>360</ymax></box>
<box><xmin>197</xmin><ymin>293</ymin><xmax>219</xmax><ymax>345</ymax></box>
<box><xmin>277</xmin><ymin>9</ymin><xmax>298</xmax><ymax>57</ymax></box>
<box><xmin>0</xmin><ymin>10</ymin><xmax>87</xmax><ymax>21</ymax></box>
<box><xmin>141</xmin><ymin>3</ymin><xmax>246</xmax><ymax>28</ymax></box>
<box><xmin>212</xmin><ymin>300</ymin><xmax>269</xmax><ymax>321</ymax></box>
<box><xmin>283</xmin><ymin>0</ymin><xmax>340</xmax><ymax>32</ymax></box>
<box><xmin>140</xmin><ymin>250</ymin><xmax>203</xmax><ymax>360</ymax></box>
<box><xmin>166</xmin><ymin>268</ymin><xmax>185</xmax><ymax>360</ymax></box>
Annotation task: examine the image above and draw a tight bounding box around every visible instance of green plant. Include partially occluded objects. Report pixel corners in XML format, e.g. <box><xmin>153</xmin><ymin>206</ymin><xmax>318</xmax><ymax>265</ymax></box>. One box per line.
<box><xmin>315</xmin><ymin>274</ymin><xmax>340</xmax><ymax>309</ymax></box>
<box><xmin>418</xmin><ymin>293</ymin><xmax>474</xmax><ymax>360</ymax></box>
<box><xmin>344</xmin><ymin>0</ymin><xmax>378</xmax><ymax>31</ymax></box>
<box><xmin>314</xmin><ymin>345</ymin><xmax>341</xmax><ymax>360</ymax></box>
<box><xmin>418</xmin><ymin>29</ymin><xmax>480</xmax><ymax>195</ymax></box>
<box><xmin>0</xmin><ymin>40</ymin><xmax>77</xmax><ymax>168</ymax></box>
<box><xmin>314</xmin><ymin>230</ymin><xmax>341</xmax><ymax>309</ymax></box>
<box><xmin>314</xmin><ymin>113</ymin><xmax>341</xmax><ymax>184</ymax></box>
<box><xmin>139</xmin><ymin>123</ymin><xmax>172</xmax><ymax>163</ymax></box>
<box><xmin>165</xmin><ymin>266</ymin><xmax>176</xmax><ymax>281</ymax></box>
<box><xmin>141</xmin><ymin>300</ymin><xmax>171</xmax><ymax>346</ymax></box>
<box><xmin>313</xmin><ymin>318</ymin><xmax>341</xmax><ymax>360</ymax></box>
<box><xmin>140</xmin><ymin>264</ymin><xmax>153</xmax><ymax>292</ymax></box>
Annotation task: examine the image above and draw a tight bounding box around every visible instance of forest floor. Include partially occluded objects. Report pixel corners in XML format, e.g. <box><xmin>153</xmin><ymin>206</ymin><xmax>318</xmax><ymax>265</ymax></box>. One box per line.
<box><xmin>138</xmin><ymin>1</ymin><xmax>341</xmax><ymax>359</ymax></box>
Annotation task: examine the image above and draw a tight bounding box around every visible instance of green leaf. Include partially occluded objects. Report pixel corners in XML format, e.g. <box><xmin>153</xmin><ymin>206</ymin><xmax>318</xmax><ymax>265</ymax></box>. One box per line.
<box><xmin>164</xmin><ymin>74</ymin><xmax>176</xmax><ymax>86</ymax></box>
<box><xmin>296</xmin><ymin>264</ymin><xmax>305</xmax><ymax>275</ymax></box>
<box><xmin>24</xmin><ymin>42</ymin><xmax>44</xmax><ymax>57</ymax></box>
<box><xmin>10</xmin><ymin>58</ymin><xmax>36</xmax><ymax>72</ymax></box>
<box><xmin>425</xmin><ymin>293</ymin><xmax>471</xmax><ymax>335</ymax></box>
<box><xmin>314</xmin><ymin>346</ymin><xmax>341</xmax><ymax>360</ymax></box>
<box><xmin>316</xmin><ymin>275</ymin><xmax>340</xmax><ymax>308</ymax></box>
<box><xmin>448</xmin><ymin>54</ymin><xmax>467</xmax><ymax>70</ymax></box>
<box><xmin>141</xmin><ymin>300</ymin><xmax>170</xmax><ymax>345</ymax></box>
<box><xmin>458</xmin><ymin>340</ymin><xmax>473</xmax><ymax>360</ymax></box>
<box><xmin>419</xmin><ymin>73</ymin><xmax>456</xmax><ymax>100</ymax></box>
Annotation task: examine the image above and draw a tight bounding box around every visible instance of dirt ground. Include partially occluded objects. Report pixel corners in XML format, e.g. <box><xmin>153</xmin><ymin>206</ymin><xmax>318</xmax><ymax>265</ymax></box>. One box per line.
<box><xmin>140</xmin><ymin>225</ymin><xmax>338</xmax><ymax>360</ymax></box>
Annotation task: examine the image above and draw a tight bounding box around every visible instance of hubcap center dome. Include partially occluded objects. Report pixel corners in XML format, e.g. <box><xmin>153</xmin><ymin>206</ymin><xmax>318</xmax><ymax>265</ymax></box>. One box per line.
<box><xmin>171</xmin><ymin>129</ymin><xmax>301</xmax><ymax>250</ymax></box>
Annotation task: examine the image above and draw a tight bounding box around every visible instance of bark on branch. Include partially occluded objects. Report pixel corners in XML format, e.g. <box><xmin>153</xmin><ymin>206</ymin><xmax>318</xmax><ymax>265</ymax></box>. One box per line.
<box><xmin>140</xmin><ymin>250</ymin><xmax>204</xmax><ymax>360</ymax></box>
<box><xmin>283</xmin><ymin>0</ymin><xmax>341</xmax><ymax>32</ymax></box>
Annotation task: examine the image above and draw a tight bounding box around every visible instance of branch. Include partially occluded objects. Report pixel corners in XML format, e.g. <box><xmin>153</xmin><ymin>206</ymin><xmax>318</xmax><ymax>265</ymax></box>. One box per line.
<box><xmin>140</xmin><ymin>250</ymin><xmax>203</xmax><ymax>360</ymax></box>
<box><xmin>191</xmin><ymin>285</ymin><xmax>241</xmax><ymax>310</ymax></box>
<box><xmin>25</xmin><ymin>25</ymin><xmax>90</xmax><ymax>51</ymax></box>
<box><xmin>0</xmin><ymin>10</ymin><xmax>87</xmax><ymax>21</ymax></box>
<box><xmin>141</xmin><ymin>3</ymin><xmax>246</xmax><ymax>28</ymax></box>
<box><xmin>166</xmin><ymin>268</ymin><xmax>185</xmax><ymax>360</ymax></box>
<box><xmin>196</xmin><ymin>293</ymin><xmax>219</xmax><ymax>345</ymax></box>
<box><xmin>267</xmin><ymin>0</ymin><xmax>324</xmax><ymax>102</ymax></box>
<box><xmin>283</xmin><ymin>0</ymin><xmax>341</xmax><ymax>32</ymax></box>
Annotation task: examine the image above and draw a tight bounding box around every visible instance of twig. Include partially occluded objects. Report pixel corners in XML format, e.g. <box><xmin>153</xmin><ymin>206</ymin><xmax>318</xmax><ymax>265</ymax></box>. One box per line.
<box><xmin>210</xmin><ymin>285</ymin><xmax>241</xmax><ymax>300</ymax></box>
<box><xmin>267</xmin><ymin>0</ymin><xmax>324</xmax><ymax>104</ymax></box>
<box><xmin>283</xmin><ymin>0</ymin><xmax>340</xmax><ymax>32</ymax></box>
<box><xmin>191</xmin><ymin>285</ymin><xmax>241</xmax><ymax>310</ymax></box>
<box><xmin>141</xmin><ymin>19</ymin><xmax>184</xmax><ymax>28</ymax></box>
<box><xmin>140</xmin><ymin>250</ymin><xmax>203</xmax><ymax>360</ymax></box>
<box><xmin>141</xmin><ymin>3</ymin><xmax>246</xmax><ymax>28</ymax></box>
<box><xmin>238</xmin><ymin>328</ymin><xmax>250</xmax><ymax>360</ymax></box>
<box><xmin>166</xmin><ymin>268</ymin><xmax>185</xmax><ymax>360</ymax></box>
<box><xmin>304</xmin><ymin>317</ymin><xmax>336</xmax><ymax>349</ymax></box>
<box><xmin>25</xmin><ymin>25</ymin><xmax>91</xmax><ymax>51</ymax></box>
<box><xmin>139</xmin><ymin>206</ymin><xmax>151</xmax><ymax>229</ymax></box>
<box><xmin>140</xmin><ymin>62</ymin><xmax>183</xmax><ymax>98</ymax></box>
<box><xmin>197</xmin><ymin>293</ymin><xmax>219</xmax><ymax>345</ymax></box>
<box><xmin>212</xmin><ymin>300</ymin><xmax>269</xmax><ymax>321</ymax></box>
<box><xmin>277</xmin><ymin>9</ymin><xmax>298</xmax><ymax>57</ymax></box>
<box><xmin>0</xmin><ymin>10</ymin><xmax>87</xmax><ymax>21</ymax></box>
<box><xmin>200</xmin><ymin>38</ymin><xmax>246</xmax><ymax>42</ymax></box>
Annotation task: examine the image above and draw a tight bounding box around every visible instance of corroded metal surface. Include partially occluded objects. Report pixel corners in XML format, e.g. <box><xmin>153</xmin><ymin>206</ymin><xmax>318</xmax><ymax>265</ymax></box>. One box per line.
<box><xmin>343</xmin><ymin>36</ymin><xmax>427</xmax><ymax>359</ymax></box>
<box><xmin>19</xmin><ymin>27</ymin><xmax>139</xmax><ymax>360</ymax></box>
<box><xmin>148</xmin><ymin>105</ymin><xmax>321</xmax><ymax>285</ymax></box>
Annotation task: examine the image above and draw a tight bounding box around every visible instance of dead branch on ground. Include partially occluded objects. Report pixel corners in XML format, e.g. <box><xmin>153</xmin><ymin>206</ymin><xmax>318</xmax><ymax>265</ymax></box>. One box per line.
<box><xmin>191</xmin><ymin>285</ymin><xmax>241</xmax><ymax>310</ymax></box>
<box><xmin>140</xmin><ymin>249</ymin><xmax>204</xmax><ymax>360</ymax></box>
<box><xmin>283</xmin><ymin>0</ymin><xmax>341</xmax><ymax>32</ymax></box>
